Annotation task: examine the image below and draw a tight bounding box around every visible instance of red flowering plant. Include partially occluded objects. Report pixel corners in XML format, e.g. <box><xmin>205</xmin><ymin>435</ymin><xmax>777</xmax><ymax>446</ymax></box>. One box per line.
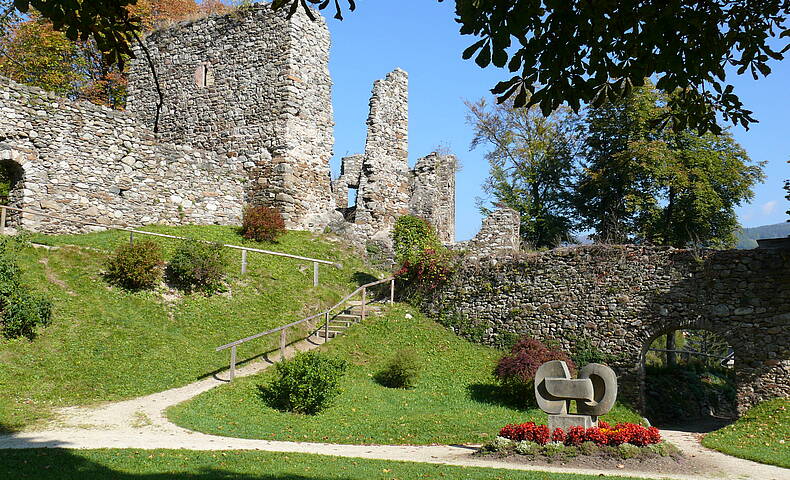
<box><xmin>499</xmin><ymin>422</ymin><xmax>661</xmax><ymax>449</ymax></box>
<box><xmin>493</xmin><ymin>336</ymin><xmax>576</xmax><ymax>406</ymax></box>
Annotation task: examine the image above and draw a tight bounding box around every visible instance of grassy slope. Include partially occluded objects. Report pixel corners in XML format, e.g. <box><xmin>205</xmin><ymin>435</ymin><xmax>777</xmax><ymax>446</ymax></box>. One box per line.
<box><xmin>0</xmin><ymin>448</ymin><xmax>646</xmax><ymax>480</ymax></box>
<box><xmin>0</xmin><ymin>226</ymin><xmax>374</xmax><ymax>432</ymax></box>
<box><xmin>169</xmin><ymin>304</ymin><xmax>643</xmax><ymax>445</ymax></box>
<box><xmin>701</xmin><ymin>398</ymin><xmax>790</xmax><ymax>468</ymax></box>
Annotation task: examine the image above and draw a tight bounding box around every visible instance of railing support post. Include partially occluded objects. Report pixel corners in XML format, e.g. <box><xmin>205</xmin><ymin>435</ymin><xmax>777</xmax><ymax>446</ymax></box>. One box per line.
<box><xmin>0</xmin><ymin>206</ymin><xmax>5</xmax><ymax>236</ymax></box>
<box><xmin>129</xmin><ymin>231</ymin><xmax>134</xmax><ymax>247</ymax></box>
<box><xmin>390</xmin><ymin>278</ymin><xmax>395</xmax><ymax>304</ymax></box>
<box><xmin>313</xmin><ymin>262</ymin><xmax>319</xmax><ymax>287</ymax></box>
<box><xmin>229</xmin><ymin>345</ymin><xmax>237</xmax><ymax>382</ymax></box>
<box><xmin>241</xmin><ymin>250</ymin><xmax>248</xmax><ymax>275</ymax></box>
<box><xmin>361</xmin><ymin>288</ymin><xmax>366</xmax><ymax>323</ymax></box>
<box><xmin>280</xmin><ymin>328</ymin><xmax>286</xmax><ymax>362</ymax></box>
<box><xmin>324</xmin><ymin>312</ymin><xmax>329</xmax><ymax>341</ymax></box>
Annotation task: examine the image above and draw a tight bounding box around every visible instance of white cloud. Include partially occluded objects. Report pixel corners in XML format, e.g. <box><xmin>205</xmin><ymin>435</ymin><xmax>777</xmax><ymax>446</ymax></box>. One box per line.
<box><xmin>761</xmin><ymin>200</ymin><xmax>778</xmax><ymax>215</ymax></box>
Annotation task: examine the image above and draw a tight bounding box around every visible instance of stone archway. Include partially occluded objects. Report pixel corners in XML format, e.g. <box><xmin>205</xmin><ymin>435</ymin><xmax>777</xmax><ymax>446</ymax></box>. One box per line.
<box><xmin>426</xmin><ymin>245</ymin><xmax>790</xmax><ymax>415</ymax></box>
<box><xmin>639</xmin><ymin>325</ymin><xmax>737</xmax><ymax>424</ymax></box>
<box><xmin>1</xmin><ymin>152</ymin><xmax>25</xmax><ymax>226</ymax></box>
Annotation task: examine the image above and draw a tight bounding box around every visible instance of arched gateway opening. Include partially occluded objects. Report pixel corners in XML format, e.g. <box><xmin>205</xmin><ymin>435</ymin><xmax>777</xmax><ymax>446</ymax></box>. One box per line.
<box><xmin>0</xmin><ymin>150</ymin><xmax>26</xmax><ymax>229</ymax></box>
<box><xmin>641</xmin><ymin>327</ymin><xmax>737</xmax><ymax>426</ymax></box>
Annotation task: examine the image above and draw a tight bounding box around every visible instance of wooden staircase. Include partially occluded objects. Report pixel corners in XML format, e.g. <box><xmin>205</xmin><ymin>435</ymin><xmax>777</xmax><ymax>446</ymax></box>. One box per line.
<box><xmin>314</xmin><ymin>300</ymin><xmax>386</xmax><ymax>339</ymax></box>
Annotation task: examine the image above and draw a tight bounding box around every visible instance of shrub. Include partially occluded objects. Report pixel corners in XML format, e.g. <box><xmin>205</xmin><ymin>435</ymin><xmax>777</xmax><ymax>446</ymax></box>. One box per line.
<box><xmin>166</xmin><ymin>239</ymin><xmax>226</xmax><ymax>293</ymax></box>
<box><xmin>258</xmin><ymin>352</ymin><xmax>347</xmax><ymax>415</ymax></box>
<box><xmin>392</xmin><ymin>215</ymin><xmax>440</xmax><ymax>264</ymax></box>
<box><xmin>570</xmin><ymin>336</ymin><xmax>619</xmax><ymax>367</ymax></box>
<box><xmin>0</xmin><ymin>235</ymin><xmax>52</xmax><ymax>340</ymax></box>
<box><xmin>0</xmin><ymin>290</ymin><xmax>52</xmax><ymax>339</ymax></box>
<box><xmin>375</xmin><ymin>348</ymin><xmax>420</xmax><ymax>389</ymax></box>
<box><xmin>105</xmin><ymin>240</ymin><xmax>165</xmax><ymax>290</ymax></box>
<box><xmin>241</xmin><ymin>205</ymin><xmax>286</xmax><ymax>243</ymax></box>
<box><xmin>493</xmin><ymin>336</ymin><xmax>575</xmax><ymax>405</ymax></box>
<box><xmin>483</xmin><ymin>436</ymin><xmax>514</xmax><ymax>453</ymax></box>
<box><xmin>394</xmin><ymin>247</ymin><xmax>456</xmax><ymax>295</ymax></box>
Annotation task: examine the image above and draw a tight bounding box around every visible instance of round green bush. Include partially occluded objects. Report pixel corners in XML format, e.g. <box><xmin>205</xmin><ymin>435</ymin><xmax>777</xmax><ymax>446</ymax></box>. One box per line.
<box><xmin>166</xmin><ymin>239</ymin><xmax>226</xmax><ymax>293</ymax></box>
<box><xmin>258</xmin><ymin>352</ymin><xmax>347</xmax><ymax>415</ymax></box>
<box><xmin>241</xmin><ymin>205</ymin><xmax>286</xmax><ymax>242</ymax></box>
<box><xmin>105</xmin><ymin>240</ymin><xmax>165</xmax><ymax>290</ymax></box>
<box><xmin>375</xmin><ymin>348</ymin><xmax>420</xmax><ymax>389</ymax></box>
<box><xmin>392</xmin><ymin>215</ymin><xmax>440</xmax><ymax>264</ymax></box>
<box><xmin>0</xmin><ymin>290</ymin><xmax>52</xmax><ymax>340</ymax></box>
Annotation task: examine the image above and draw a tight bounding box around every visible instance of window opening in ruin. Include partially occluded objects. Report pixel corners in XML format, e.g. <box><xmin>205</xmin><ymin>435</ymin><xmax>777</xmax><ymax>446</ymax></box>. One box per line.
<box><xmin>0</xmin><ymin>158</ymin><xmax>23</xmax><ymax>207</ymax></box>
<box><xmin>195</xmin><ymin>64</ymin><xmax>208</xmax><ymax>88</ymax></box>
<box><xmin>643</xmin><ymin>329</ymin><xmax>736</xmax><ymax>426</ymax></box>
<box><xmin>347</xmin><ymin>187</ymin><xmax>358</xmax><ymax>207</ymax></box>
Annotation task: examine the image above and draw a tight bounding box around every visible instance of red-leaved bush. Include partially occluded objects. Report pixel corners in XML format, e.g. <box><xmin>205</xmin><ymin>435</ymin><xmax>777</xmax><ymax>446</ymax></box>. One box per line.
<box><xmin>499</xmin><ymin>422</ymin><xmax>661</xmax><ymax>447</ymax></box>
<box><xmin>241</xmin><ymin>205</ymin><xmax>286</xmax><ymax>242</ymax></box>
<box><xmin>394</xmin><ymin>248</ymin><xmax>455</xmax><ymax>292</ymax></box>
<box><xmin>494</xmin><ymin>336</ymin><xmax>576</xmax><ymax>404</ymax></box>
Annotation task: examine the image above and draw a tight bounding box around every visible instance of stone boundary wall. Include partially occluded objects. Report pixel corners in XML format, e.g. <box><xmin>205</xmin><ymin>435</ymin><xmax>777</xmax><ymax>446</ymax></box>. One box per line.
<box><xmin>425</xmin><ymin>245</ymin><xmax>789</xmax><ymax>413</ymax></box>
<box><xmin>0</xmin><ymin>77</ymin><xmax>245</xmax><ymax>232</ymax></box>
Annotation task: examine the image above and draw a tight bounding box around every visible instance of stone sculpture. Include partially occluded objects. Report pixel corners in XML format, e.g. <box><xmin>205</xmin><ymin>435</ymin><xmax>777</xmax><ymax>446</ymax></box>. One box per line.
<box><xmin>534</xmin><ymin>360</ymin><xmax>618</xmax><ymax>431</ymax></box>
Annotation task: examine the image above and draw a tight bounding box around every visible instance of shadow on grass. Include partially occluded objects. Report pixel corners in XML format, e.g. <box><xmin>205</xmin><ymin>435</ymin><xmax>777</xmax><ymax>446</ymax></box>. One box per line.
<box><xmin>351</xmin><ymin>271</ymin><xmax>378</xmax><ymax>287</ymax></box>
<box><xmin>0</xmin><ymin>448</ymin><xmax>354</xmax><ymax>480</ymax></box>
<box><xmin>466</xmin><ymin>383</ymin><xmax>534</xmax><ymax>411</ymax></box>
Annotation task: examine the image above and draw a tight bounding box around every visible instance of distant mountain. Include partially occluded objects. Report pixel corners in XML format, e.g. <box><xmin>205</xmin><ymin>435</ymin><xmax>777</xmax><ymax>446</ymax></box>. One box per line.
<box><xmin>736</xmin><ymin>222</ymin><xmax>790</xmax><ymax>249</ymax></box>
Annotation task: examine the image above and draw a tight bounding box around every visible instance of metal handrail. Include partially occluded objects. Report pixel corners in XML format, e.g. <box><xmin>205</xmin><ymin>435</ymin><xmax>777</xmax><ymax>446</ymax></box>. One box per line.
<box><xmin>216</xmin><ymin>276</ymin><xmax>396</xmax><ymax>381</ymax></box>
<box><xmin>0</xmin><ymin>205</ymin><xmax>337</xmax><ymax>285</ymax></box>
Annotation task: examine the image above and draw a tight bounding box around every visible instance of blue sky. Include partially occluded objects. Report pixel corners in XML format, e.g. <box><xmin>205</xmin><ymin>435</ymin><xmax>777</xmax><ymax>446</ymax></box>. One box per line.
<box><xmin>323</xmin><ymin>0</ymin><xmax>790</xmax><ymax>241</ymax></box>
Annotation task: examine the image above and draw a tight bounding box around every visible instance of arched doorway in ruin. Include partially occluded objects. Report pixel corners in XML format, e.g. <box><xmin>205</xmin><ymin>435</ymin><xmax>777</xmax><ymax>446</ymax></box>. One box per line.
<box><xmin>0</xmin><ymin>150</ymin><xmax>26</xmax><ymax>228</ymax></box>
<box><xmin>638</xmin><ymin>324</ymin><xmax>738</xmax><ymax>426</ymax></box>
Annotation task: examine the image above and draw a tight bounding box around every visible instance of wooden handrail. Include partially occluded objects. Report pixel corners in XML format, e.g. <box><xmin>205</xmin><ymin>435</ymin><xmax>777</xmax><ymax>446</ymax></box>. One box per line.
<box><xmin>216</xmin><ymin>276</ymin><xmax>396</xmax><ymax>381</ymax></box>
<box><xmin>0</xmin><ymin>206</ymin><xmax>337</xmax><ymax>286</ymax></box>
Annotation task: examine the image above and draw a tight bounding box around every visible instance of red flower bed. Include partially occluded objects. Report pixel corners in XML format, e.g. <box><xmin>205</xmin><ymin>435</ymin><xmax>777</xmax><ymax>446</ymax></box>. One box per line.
<box><xmin>499</xmin><ymin>421</ymin><xmax>661</xmax><ymax>447</ymax></box>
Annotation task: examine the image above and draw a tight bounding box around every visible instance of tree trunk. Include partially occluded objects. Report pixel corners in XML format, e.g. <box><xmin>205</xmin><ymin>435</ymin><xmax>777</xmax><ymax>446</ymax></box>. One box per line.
<box><xmin>665</xmin><ymin>331</ymin><xmax>677</xmax><ymax>367</ymax></box>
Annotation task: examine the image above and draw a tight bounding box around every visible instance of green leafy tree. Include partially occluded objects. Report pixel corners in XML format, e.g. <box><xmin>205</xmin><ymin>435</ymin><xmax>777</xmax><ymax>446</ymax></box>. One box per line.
<box><xmin>274</xmin><ymin>0</ymin><xmax>790</xmax><ymax>134</ymax></box>
<box><xmin>785</xmin><ymin>171</ymin><xmax>789</xmax><ymax>219</ymax></box>
<box><xmin>467</xmin><ymin>98</ymin><xmax>583</xmax><ymax>249</ymax></box>
<box><xmin>577</xmin><ymin>84</ymin><xmax>765</xmax><ymax>248</ymax></box>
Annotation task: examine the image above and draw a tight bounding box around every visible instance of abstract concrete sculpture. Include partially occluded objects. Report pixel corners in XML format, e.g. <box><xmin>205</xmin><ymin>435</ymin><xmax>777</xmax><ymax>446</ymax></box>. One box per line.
<box><xmin>534</xmin><ymin>360</ymin><xmax>618</xmax><ymax>431</ymax></box>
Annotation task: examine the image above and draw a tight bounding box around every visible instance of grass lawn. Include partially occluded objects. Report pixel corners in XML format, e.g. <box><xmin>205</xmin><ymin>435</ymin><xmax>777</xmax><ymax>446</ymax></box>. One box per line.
<box><xmin>701</xmin><ymin>398</ymin><xmax>790</xmax><ymax>468</ymax></box>
<box><xmin>0</xmin><ymin>448</ymin><xmax>647</xmax><ymax>480</ymax></box>
<box><xmin>168</xmin><ymin>305</ymin><xmax>643</xmax><ymax>445</ymax></box>
<box><xmin>0</xmin><ymin>226</ymin><xmax>376</xmax><ymax>432</ymax></box>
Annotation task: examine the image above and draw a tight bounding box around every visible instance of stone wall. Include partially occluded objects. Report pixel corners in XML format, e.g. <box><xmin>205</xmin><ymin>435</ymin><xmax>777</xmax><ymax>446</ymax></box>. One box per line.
<box><xmin>331</xmin><ymin>70</ymin><xmax>457</xmax><ymax>248</ymax></box>
<box><xmin>0</xmin><ymin>77</ymin><xmax>244</xmax><ymax>232</ymax></box>
<box><xmin>425</xmin><ymin>245</ymin><xmax>790</xmax><ymax>413</ymax></box>
<box><xmin>353</xmin><ymin>69</ymin><xmax>411</xmax><ymax>237</ymax></box>
<box><xmin>410</xmin><ymin>153</ymin><xmax>456</xmax><ymax>243</ymax></box>
<box><xmin>128</xmin><ymin>4</ymin><xmax>334</xmax><ymax>231</ymax></box>
<box><xmin>451</xmin><ymin>208</ymin><xmax>520</xmax><ymax>258</ymax></box>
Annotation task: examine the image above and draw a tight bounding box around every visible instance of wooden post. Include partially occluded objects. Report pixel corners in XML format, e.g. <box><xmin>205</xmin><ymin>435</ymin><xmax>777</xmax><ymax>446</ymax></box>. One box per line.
<box><xmin>390</xmin><ymin>278</ymin><xmax>395</xmax><ymax>304</ymax></box>
<box><xmin>361</xmin><ymin>288</ymin><xmax>366</xmax><ymax>323</ymax></box>
<box><xmin>241</xmin><ymin>250</ymin><xmax>248</xmax><ymax>274</ymax></box>
<box><xmin>129</xmin><ymin>231</ymin><xmax>134</xmax><ymax>247</ymax></box>
<box><xmin>313</xmin><ymin>262</ymin><xmax>319</xmax><ymax>287</ymax></box>
<box><xmin>324</xmin><ymin>312</ymin><xmax>329</xmax><ymax>341</ymax></box>
<box><xmin>279</xmin><ymin>328</ymin><xmax>286</xmax><ymax>362</ymax></box>
<box><xmin>0</xmin><ymin>206</ymin><xmax>5</xmax><ymax>236</ymax></box>
<box><xmin>229</xmin><ymin>345</ymin><xmax>237</xmax><ymax>382</ymax></box>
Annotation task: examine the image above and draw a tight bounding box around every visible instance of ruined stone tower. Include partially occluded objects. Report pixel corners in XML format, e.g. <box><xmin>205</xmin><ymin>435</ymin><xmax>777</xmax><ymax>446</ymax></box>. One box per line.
<box><xmin>127</xmin><ymin>4</ymin><xmax>334</xmax><ymax>230</ymax></box>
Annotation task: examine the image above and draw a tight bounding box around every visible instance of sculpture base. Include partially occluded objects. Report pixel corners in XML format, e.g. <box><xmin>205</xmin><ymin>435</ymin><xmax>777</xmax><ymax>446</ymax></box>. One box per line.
<box><xmin>548</xmin><ymin>414</ymin><xmax>597</xmax><ymax>431</ymax></box>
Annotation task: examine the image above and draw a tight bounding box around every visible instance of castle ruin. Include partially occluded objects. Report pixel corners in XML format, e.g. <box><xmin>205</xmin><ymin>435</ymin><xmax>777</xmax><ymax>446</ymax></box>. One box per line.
<box><xmin>0</xmin><ymin>3</ymin><xmax>457</xmax><ymax>249</ymax></box>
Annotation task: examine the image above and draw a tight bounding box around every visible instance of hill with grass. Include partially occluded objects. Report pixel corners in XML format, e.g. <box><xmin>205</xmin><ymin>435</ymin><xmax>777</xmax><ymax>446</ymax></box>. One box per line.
<box><xmin>0</xmin><ymin>226</ymin><xmax>377</xmax><ymax>432</ymax></box>
<box><xmin>167</xmin><ymin>304</ymin><xmax>643</xmax><ymax>445</ymax></box>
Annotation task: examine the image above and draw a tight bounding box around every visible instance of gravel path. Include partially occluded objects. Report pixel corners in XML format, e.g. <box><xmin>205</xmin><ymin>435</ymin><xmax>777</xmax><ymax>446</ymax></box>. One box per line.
<box><xmin>0</xmin><ymin>335</ymin><xmax>786</xmax><ymax>480</ymax></box>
